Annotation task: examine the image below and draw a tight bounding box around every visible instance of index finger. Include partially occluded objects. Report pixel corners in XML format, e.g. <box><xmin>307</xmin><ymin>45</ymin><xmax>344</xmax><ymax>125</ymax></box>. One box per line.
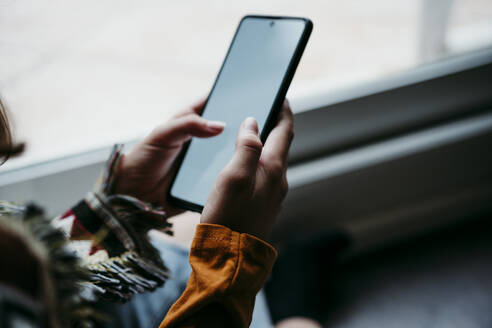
<box><xmin>261</xmin><ymin>100</ymin><xmax>294</xmax><ymax>165</ymax></box>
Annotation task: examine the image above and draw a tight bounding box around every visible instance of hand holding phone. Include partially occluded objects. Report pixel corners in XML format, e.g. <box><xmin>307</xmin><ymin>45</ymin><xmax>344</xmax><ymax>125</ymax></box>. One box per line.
<box><xmin>115</xmin><ymin>15</ymin><xmax>311</xmax><ymax>240</ymax></box>
<box><xmin>113</xmin><ymin>100</ymin><xmax>225</xmax><ymax>216</ymax></box>
<box><xmin>201</xmin><ymin>101</ymin><xmax>293</xmax><ymax>240</ymax></box>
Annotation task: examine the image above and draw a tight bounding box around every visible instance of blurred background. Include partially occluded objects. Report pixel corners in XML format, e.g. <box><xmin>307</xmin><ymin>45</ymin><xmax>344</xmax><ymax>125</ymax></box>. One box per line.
<box><xmin>2</xmin><ymin>2</ymin><xmax>492</xmax><ymax>327</ymax></box>
<box><xmin>1</xmin><ymin>0</ymin><xmax>491</xmax><ymax>170</ymax></box>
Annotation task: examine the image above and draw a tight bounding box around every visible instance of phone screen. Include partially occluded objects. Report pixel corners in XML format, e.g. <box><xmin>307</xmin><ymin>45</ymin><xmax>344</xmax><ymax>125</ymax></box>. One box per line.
<box><xmin>170</xmin><ymin>16</ymin><xmax>310</xmax><ymax>209</ymax></box>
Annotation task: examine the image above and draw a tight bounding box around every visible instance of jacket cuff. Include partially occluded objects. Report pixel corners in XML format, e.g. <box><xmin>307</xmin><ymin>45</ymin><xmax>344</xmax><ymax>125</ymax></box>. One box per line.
<box><xmin>161</xmin><ymin>223</ymin><xmax>277</xmax><ymax>327</ymax></box>
<box><xmin>192</xmin><ymin>224</ymin><xmax>278</xmax><ymax>288</ymax></box>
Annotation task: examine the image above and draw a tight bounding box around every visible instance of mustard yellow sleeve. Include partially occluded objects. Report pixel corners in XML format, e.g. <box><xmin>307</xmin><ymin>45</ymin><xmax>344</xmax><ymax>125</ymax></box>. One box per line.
<box><xmin>159</xmin><ymin>223</ymin><xmax>278</xmax><ymax>328</ymax></box>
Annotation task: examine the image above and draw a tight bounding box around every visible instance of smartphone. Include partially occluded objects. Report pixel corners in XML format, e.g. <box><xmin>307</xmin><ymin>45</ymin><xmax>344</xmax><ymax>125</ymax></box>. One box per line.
<box><xmin>168</xmin><ymin>15</ymin><xmax>313</xmax><ymax>212</ymax></box>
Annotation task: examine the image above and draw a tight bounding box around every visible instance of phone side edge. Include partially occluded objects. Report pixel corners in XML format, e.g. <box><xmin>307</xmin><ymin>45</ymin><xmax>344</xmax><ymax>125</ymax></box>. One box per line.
<box><xmin>260</xmin><ymin>17</ymin><xmax>313</xmax><ymax>142</ymax></box>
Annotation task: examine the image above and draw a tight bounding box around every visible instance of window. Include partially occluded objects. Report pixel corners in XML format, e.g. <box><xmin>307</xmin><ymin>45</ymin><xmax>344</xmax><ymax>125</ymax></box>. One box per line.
<box><xmin>1</xmin><ymin>0</ymin><xmax>492</xmax><ymax>170</ymax></box>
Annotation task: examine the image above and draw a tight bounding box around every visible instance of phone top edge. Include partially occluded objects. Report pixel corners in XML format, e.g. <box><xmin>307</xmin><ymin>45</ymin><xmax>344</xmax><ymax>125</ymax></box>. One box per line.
<box><xmin>241</xmin><ymin>14</ymin><xmax>312</xmax><ymax>23</ymax></box>
<box><xmin>239</xmin><ymin>16</ymin><xmax>313</xmax><ymax>42</ymax></box>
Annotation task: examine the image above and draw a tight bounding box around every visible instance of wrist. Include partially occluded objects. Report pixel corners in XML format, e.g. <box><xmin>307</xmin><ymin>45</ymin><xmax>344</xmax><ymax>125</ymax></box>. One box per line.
<box><xmin>200</xmin><ymin>214</ymin><xmax>270</xmax><ymax>241</ymax></box>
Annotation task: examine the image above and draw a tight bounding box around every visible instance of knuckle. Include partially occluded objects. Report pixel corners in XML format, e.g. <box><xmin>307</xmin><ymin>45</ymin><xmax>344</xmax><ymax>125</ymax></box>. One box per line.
<box><xmin>267</xmin><ymin>160</ymin><xmax>284</xmax><ymax>181</ymax></box>
<box><xmin>186</xmin><ymin>115</ymin><xmax>206</xmax><ymax>129</ymax></box>
<box><xmin>239</xmin><ymin>135</ymin><xmax>262</xmax><ymax>154</ymax></box>
<box><xmin>219</xmin><ymin>169</ymin><xmax>251</xmax><ymax>191</ymax></box>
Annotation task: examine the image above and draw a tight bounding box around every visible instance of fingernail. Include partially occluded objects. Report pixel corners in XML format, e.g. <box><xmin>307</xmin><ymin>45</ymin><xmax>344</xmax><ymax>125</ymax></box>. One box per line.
<box><xmin>207</xmin><ymin>120</ymin><xmax>226</xmax><ymax>131</ymax></box>
<box><xmin>244</xmin><ymin>117</ymin><xmax>258</xmax><ymax>133</ymax></box>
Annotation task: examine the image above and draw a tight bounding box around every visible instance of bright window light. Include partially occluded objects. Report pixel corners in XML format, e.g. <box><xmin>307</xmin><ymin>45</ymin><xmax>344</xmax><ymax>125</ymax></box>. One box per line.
<box><xmin>1</xmin><ymin>0</ymin><xmax>491</xmax><ymax>170</ymax></box>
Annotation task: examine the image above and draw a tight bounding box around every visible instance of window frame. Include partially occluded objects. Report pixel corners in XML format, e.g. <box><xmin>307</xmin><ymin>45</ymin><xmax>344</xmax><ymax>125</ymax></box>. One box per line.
<box><xmin>1</xmin><ymin>47</ymin><xmax>491</xmax><ymax>252</ymax></box>
<box><xmin>289</xmin><ymin>46</ymin><xmax>492</xmax><ymax>164</ymax></box>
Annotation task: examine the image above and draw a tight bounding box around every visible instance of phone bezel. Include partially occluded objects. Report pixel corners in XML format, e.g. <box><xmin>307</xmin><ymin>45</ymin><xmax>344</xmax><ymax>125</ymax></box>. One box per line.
<box><xmin>167</xmin><ymin>15</ymin><xmax>313</xmax><ymax>213</ymax></box>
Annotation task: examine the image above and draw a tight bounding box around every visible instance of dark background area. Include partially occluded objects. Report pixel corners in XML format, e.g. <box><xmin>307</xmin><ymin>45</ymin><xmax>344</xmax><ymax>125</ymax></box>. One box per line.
<box><xmin>268</xmin><ymin>213</ymin><xmax>492</xmax><ymax>327</ymax></box>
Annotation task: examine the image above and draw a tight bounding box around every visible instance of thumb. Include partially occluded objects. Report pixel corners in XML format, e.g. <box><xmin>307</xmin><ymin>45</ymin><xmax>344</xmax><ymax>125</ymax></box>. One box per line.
<box><xmin>229</xmin><ymin>117</ymin><xmax>263</xmax><ymax>175</ymax></box>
